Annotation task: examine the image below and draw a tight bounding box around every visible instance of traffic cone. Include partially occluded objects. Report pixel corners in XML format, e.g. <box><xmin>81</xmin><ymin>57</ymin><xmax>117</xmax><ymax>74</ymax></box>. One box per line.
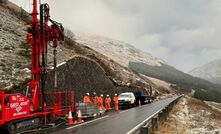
<box><xmin>77</xmin><ymin>109</ymin><xmax>83</xmax><ymax>123</ymax></box>
<box><xmin>67</xmin><ymin>108</ymin><xmax>74</xmax><ymax>125</ymax></box>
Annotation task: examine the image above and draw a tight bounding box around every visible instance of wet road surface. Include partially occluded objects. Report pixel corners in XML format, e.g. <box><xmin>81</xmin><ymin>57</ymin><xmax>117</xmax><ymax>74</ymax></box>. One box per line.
<box><xmin>48</xmin><ymin>96</ymin><xmax>179</xmax><ymax>134</ymax></box>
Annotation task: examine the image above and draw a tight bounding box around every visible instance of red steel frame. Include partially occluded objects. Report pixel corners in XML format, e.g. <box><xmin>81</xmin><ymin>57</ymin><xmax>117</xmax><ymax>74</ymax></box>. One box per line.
<box><xmin>28</xmin><ymin>0</ymin><xmax>40</xmax><ymax>110</ymax></box>
<box><xmin>0</xmin><ymin>91</ymin><xmax>74</xmax><ymax>125</ymax></box>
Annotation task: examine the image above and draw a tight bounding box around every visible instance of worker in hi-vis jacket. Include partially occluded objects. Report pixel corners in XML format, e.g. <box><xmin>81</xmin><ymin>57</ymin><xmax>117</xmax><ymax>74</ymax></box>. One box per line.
<box><xmin>92</xmin><ymin>92</ymin><xmax>99</xmax><ymax>106</ymax></box>
<box><xmin>98</xmin><ymin>94</ymin><xmax>104</xmax><ymax>109</ymax></box>
<box><xmin>105</xmin><ymin>94</ymin><xmax>111</xmax><ymax>111</ymax></box>
<box><xmin>83</xmin><ymin>92</ymin><xmax>91</xmax><ymax>103</ymax></box>
<box><xmin>113</xmin><ymin>93</ymin><xmax>119</xmax><ymax>111</ymax></box>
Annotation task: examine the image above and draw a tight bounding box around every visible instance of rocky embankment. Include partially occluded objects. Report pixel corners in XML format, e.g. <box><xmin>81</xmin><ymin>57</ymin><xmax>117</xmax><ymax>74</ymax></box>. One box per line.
<box><xmin>45</xmin><ymin>56</ymin><xmax>116</xmax><ymax>102</ymax></box>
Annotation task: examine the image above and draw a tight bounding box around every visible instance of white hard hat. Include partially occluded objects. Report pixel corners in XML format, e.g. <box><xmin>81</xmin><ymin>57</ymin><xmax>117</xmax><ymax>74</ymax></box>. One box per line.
<box><xmin>93</xmin><ymin>92</ymin><xmax>96</xmax><ymax>95</ymax></box>
<box><xmin>101</xmin><ymin>94</ymin><xmax>103</xmax><ymax>97</ymax></box>
<box><xmin>107</xmin><ymin>94</ymin><xmax>109</xmax><ymax>97</ymax></box>
<box><xmin>115</xmin><ymin>93</ymin><xmax>117</xmax><ymax>96</ymax></box>
<box><xmin>86</xmin><ymin>92</ymin><xmax>89</xmax><ymax>96</ymax></box>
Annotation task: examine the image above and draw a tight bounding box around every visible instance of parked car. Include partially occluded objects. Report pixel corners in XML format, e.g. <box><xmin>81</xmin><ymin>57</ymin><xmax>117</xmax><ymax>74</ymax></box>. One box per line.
<box><xmin>118</xmin><ymin>92</ymin><xmax>136</xmax><ymax>108</ymax></box>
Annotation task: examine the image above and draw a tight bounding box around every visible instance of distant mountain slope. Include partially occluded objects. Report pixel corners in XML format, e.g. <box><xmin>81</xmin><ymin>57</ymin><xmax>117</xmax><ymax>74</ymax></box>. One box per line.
<box><xmin>189</xmin><ymin>59</ymin><xmax>221</xmax><ymax>85</ymax></box>
<box><xmin>75</xmin><ymin>34</ymin><xmax>221</xmax><ymax>102</ymax></box>
<box><xmin>75</xmin><ymin>34</ymin><xmax>165</xmax><ymax>67</ymax></box>
<box><xmin>129</xmin><ymin>62</ymin><xmax>221</xmax><ymax>102</ymax></box>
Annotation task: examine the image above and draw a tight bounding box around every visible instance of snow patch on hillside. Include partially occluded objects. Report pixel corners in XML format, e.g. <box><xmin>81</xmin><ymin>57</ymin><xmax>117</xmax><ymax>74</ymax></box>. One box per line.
<box><xmin>75</xmin><ymin>33</ymin><xmax>165</xmax><ymax>67</ymax></box>
<box><xmin>189</xmin><ymin>59</ymin><xmax>221</xmax><ymax>84</ymax></box>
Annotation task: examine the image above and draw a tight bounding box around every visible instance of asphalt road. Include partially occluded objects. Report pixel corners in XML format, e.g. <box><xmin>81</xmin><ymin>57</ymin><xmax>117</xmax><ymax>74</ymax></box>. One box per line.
<box><xmin>48</xmin><ymin>96</ymin><xmax>179</xmax><ymax>134</ymax></box>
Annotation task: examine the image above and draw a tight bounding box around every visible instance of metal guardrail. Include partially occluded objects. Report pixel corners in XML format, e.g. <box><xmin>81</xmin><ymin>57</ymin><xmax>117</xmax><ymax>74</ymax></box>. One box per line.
<box><xmin>127</xmin><ymin>95</ymin><xmax>182</xmax><ymax>134</ymax></box>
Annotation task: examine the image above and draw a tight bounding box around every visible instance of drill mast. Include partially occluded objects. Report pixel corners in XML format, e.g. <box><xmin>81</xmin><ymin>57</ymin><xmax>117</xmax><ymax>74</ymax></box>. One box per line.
<box><xmin>26</xmin><ymin>0</ymin><xmax>64</xmax><ymax>111</ymax></box>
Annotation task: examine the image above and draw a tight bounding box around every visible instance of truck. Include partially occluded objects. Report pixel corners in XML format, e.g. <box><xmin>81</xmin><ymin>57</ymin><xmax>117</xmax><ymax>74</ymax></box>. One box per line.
<box><xmin>134</xmin><ymin>89</ymin><xmax>155</xmax><ymax>106</ymax></box>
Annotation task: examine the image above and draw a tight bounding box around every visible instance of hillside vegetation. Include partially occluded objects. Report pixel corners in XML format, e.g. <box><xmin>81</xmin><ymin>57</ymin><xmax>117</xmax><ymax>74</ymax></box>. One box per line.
<box><xmin>129</xmin><ymin>62</ymin><xmax>221</xmax><ymax>102</ymax></box>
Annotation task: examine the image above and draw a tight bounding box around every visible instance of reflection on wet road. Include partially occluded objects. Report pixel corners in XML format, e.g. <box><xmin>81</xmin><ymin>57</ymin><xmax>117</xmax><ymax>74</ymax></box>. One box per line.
<box><xmin>49</xmin><ymin>96</ymin><xmax>178</xmax><ymax>134</ymax></box>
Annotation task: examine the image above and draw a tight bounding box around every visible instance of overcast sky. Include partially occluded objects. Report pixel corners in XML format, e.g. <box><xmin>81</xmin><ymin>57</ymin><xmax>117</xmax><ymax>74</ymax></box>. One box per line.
<box><xmin>10</xmin><ymin>0</ymin><xmax>221</xmax><ymax>72</ymax></box>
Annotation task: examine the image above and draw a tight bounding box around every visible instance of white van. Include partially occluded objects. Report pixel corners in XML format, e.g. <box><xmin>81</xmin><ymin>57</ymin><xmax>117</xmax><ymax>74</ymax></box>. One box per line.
<box><xmin>118</xmin><ymin>92</ymin><xmax>136</xmax><ymax>108</ymax></box>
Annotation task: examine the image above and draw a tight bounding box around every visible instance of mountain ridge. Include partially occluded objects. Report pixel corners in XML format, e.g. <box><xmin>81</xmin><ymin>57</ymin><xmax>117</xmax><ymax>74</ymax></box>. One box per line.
<box><xmin>189</xmin><ymin>59</ymin><xmax>221</xmax><ymax>85</ymax></box>
<box><xmin>75</xmin><ymin>33</ymin><xmax>166</xmax><ymax>67</ymax></box>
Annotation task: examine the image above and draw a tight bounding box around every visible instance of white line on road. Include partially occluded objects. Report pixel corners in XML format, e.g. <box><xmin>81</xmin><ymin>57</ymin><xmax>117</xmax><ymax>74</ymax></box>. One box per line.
<box><xmin>66</xmin><ymin>115</ymin><xmax>109</xmax><ymax>130</ymax></box>
<box><xmin>126</xmin><ymin>107</ymin><xmax>164</xmax><ymax>134</ymax></box>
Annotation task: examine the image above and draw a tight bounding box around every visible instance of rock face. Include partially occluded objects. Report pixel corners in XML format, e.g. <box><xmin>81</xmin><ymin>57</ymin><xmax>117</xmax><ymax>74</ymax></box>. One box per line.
<box><xmin>45</xmin><ymin>56</ymin><xmax>116</xmax><ymax>102</ymax></box>
<box><xmin>0</xmin><ymin>3</ymin><xmax>30</xmax><ymax>89</ymax></box>
<box><xmin>0</xmin><ymin>2</ymin><xmax>80</xmax><ymax>89</ymax></box>
<box><xmin>0</xmin><ymin>0</ymin><xmax>7</xmax><ymax>3</ymax></box>
<box><xmin>189</xmin><ymin>59</ymin><xmax>221</xmax><ymax>85</ymax></box>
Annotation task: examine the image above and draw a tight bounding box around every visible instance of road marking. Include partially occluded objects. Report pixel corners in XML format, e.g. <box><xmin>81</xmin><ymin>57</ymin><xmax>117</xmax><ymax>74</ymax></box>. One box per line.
<box><xmin>66</xmin><ymin>115</ymin><xmax>109</xmax><ymax>130</ymax></box>
<box><xmin>126</xmin><ymin>107</ymin><xmax>164</xmax><ymax>134</ymax></box>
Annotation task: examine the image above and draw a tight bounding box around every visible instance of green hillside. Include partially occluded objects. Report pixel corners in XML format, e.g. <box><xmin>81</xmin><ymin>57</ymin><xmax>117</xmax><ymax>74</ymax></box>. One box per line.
<box><xmin>129</xmin><ymin>62</ymin><xmax>221</xmax><ymax>102</ymax></box>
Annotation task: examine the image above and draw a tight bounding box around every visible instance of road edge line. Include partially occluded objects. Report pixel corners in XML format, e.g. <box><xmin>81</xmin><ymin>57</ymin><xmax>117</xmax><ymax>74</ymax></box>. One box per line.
<box><xmin>126</xmin><ymin>97</ymin><xmax>179</xmax><ymax>134</ymax></box>
<box><xmin>66</xmin><ymin>115</ymin><xmax>109</xmax><ymax>130</ymax></box>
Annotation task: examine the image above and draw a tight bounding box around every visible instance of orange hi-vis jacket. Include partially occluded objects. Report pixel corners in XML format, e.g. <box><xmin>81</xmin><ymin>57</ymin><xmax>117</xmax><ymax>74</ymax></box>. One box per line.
<box><xmin>98</xmin><ymin>96</ymin><xmax>104</xmax><ymax>108</ymax></box>
<box><xmin>113</xmin><ymin>96</ymin><xmax>118</xmax><ymax>104</ymax></box>
<box><xmin>105</xmin><ymin>97</ymin><xmax>111</xmax><ymax>110</ymax></box>
<box><xmin>83</xmin><ymin>96</ymin><xmax>91</xmax><ymax>103</ymax></box>
<box><xmin>113</xmin><ymin>96</ymin><xmax>119</xmax><ymax>111</ymax></box>
<box><xmin>93</xmin><ymin>96</ymin><xmax>99</xmax><ymax>105</ymax></box>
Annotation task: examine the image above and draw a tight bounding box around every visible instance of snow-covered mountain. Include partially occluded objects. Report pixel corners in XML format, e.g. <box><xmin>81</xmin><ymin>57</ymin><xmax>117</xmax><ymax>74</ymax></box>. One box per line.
<box><xmin>189</xmin><ymin>59</ymin><xmax>221</xmax><ymax>85</ymax></box>
<box><xmin>75</xmin><ymin>34</ymin><xmax>165</xmax><ymax>68</ymax></box>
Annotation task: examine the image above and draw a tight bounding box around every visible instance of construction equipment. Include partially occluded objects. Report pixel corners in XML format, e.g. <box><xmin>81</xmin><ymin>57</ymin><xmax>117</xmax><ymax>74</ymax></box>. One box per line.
<box><xmin>75</xmin><ymin>102</ymin><xmax>105</xmax><ymax>118</ymax></box>
<box><xmin>0</xmin><ymin>0</ymin><xmax>74</xmax><ymax>133</ymax></box>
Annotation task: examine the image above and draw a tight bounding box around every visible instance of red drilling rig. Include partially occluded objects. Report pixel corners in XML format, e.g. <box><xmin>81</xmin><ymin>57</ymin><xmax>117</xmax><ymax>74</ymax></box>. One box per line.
<box><xmin>0</xmin><ymin>0</ymin><xmax>74</xmax><ymax>133</ymax></box>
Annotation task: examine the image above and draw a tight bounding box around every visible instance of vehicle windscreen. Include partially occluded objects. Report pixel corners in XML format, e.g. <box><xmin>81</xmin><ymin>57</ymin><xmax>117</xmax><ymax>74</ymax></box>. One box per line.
<box><xmin>119</xmin><ymin>94</ymin><xmax>130</xmax><ymax>98</ymax></box>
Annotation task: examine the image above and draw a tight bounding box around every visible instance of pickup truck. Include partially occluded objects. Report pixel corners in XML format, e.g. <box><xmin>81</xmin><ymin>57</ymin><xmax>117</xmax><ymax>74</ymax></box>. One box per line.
<box><xmin>118</xmin><ymin>92</ymin><xmax>136</xmax><ymax>108</ymax></box>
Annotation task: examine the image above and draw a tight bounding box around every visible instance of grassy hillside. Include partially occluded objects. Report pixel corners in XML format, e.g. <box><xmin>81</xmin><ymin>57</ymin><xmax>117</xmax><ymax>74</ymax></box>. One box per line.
<box><xmin>129</xmin><ymin>62</ymin><xmax>221</xmax><ymax>102</ymax></box>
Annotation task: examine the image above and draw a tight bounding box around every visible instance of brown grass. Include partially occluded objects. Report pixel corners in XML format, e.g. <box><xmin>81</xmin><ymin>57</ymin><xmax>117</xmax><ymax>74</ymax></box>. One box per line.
<box><xmin>156</xmin><ymin>96</ymin><xmax>221</xmax><ymax>134</ymax></box>
<box><xmin>156</xmin><ymin>97</ymin><xmax>189</xmax><ymax>134</ymax></box>
<box><xmin>188</xmin><ymin>97</ymin><xmax>221</xmax><ymax>121</ymax></box>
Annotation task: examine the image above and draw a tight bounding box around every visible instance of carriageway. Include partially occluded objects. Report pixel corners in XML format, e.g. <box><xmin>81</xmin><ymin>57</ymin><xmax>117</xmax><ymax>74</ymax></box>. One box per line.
<box><xmin>48</xmin><ymin>96</ymin><xmax>179</xmax><ymax>134</ymax></box>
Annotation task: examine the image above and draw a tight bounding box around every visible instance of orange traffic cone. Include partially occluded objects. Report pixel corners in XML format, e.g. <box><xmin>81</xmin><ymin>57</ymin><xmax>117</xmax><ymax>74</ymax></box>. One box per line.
<box><xmin>77</xmin><ymin>109</ymin><xmax>83</xmax><ymax>123</ymax></box>
<box><xmin>67</xmin><ymin>108</ymin><xmax>74</xmax><ymax>125</ymax></box>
